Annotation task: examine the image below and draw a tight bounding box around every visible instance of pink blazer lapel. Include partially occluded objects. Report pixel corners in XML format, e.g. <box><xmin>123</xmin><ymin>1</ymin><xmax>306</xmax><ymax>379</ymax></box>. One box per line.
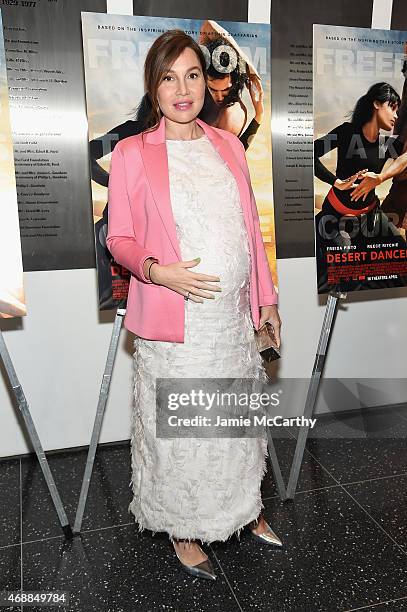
<box><xmin>138</xmin><ymin>116</ymin><xmax>254</xmax><ymax>260</ymax></box>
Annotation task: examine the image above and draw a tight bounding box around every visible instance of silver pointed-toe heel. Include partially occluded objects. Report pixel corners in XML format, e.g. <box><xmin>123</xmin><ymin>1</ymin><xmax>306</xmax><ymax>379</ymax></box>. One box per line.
<box><xmin>172</xmin><ymin>541</ymin><xmax>217</xmax><ymax>581</ymax></box>
<box><xmin>249</xmin><ymin>519</ymin><xmax>283</xmax><ymax>547</ymax></box>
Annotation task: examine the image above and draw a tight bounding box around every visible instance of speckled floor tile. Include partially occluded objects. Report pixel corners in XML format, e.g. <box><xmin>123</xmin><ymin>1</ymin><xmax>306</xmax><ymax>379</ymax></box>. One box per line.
<box><xmin>344</xmin><ymin>595</ymin><xmax>407</xmax><ymax>611</ymax></box>
<box><xmin>261</xmin><ymin>437</ymin><xmax>339</xmax><ymax>501</ymax></box>
<box><xmin>210</xmin><ymin>487</ymin><xmax>407</xmax><ymax>612</ymax></box>
<box><xmin>263</xmin><ymin>407</ymin><xmax>407</xmax><ymax>501</ymax></box>
<box><xmin>21</xmin><ymin>525</ymin><xmax>241</xmax><ymax>612</ymax></box>
<box><xmin>344</xmin><ymin>475</ymin><xmax>407</xmax><ymax>549</ymax></box>
<box><xmin>0</xmin><ymin>458</ymin><xmax>20</xmax><ymax>547</ymax></box>
<box><xmin>8</xmin><ymin>414</ymin><xmax>407</xmax><ymax>611</ymax></box>
<box><xmin>304</xmin><ymin>438</ymin><xmax>407</xmax><ymax>484</ymax></box>
<box><xmin>0</xmin><ymin>543</ymin><xmax>21</xmax><ymax>612</ymax></box>
<box><xmin>21</xmin><ymin>444</ymin><xmax>132</xmax><ymax>542</ymax></box>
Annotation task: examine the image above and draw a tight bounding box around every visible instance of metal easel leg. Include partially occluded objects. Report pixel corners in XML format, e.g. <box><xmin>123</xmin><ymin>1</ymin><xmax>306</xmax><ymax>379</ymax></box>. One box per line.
<box><xmin>73</xmin><ymin>309</ymin><xmax>125</xmax><ymax>534</ymax></box>
<box><xmin>0</xmin><ymin>331</ymin><xmax>72</xmax><ymax>539</ymax></box>
<box><xmin>266</xmin><ymin>427</ymin><xmax>287</xmax><ymax>500</ymax></box>
<box><xmin>285</xmin><ymin>291</ymin><xmax>346</xmax><ymax>500</ymax></box>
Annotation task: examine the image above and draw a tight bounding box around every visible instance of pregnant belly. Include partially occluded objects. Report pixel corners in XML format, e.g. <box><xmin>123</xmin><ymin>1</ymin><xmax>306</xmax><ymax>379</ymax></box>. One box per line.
<box><xmin>184</xmin><ymin>238</ymin><xmax>251</xmax><ymax>296</ymax></box>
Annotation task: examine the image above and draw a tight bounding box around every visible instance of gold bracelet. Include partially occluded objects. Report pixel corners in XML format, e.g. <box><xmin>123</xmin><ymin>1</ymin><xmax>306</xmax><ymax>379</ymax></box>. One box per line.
<box><xmin>147</xmin><ymin>260</ymin><xmax>158</xmax><ymax>282</ymax></box>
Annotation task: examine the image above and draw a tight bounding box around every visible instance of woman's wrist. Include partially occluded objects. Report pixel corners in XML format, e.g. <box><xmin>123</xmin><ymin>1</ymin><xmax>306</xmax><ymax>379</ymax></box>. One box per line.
<box><xmin>149</xmin><ymin>261</ymin><xmax>160</xmax><ymax>283</ymax></box>
<box><xmin>144</xmin><ymin>258</ymin><xmax>159</xmax><ymax>282</ymax></box>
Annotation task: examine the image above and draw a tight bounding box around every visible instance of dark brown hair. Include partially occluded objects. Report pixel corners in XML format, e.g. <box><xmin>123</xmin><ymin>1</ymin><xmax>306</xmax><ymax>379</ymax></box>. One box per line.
<box><xmin>142</xmin><ymin>29</ymin><xmax>207</xmax><ymax>139</ymax></box>
<box><xmin>350</xmin><ymin>82</ymin><xmax>400</xmax><ymax>131</ymax></box>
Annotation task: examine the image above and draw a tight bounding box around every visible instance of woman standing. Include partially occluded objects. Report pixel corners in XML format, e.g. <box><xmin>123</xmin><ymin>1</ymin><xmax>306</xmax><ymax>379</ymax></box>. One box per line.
<box><xmin>314</xmin><ymin>82</ymin><xmax>407</xmax><ymax>293</ymax></box>
<box><xmin>107</xmin><ymin>30</ymin><xmax>282</xmax><ymax>581</ymax></box>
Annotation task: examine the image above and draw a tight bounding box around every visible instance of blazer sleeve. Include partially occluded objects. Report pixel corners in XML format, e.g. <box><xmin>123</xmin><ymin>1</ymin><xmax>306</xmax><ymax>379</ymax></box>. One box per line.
<box><xmin>106</xmin><ymin>142</ymin><xmax>159</xmax><ymax>284</ymax></box>
<box><xmin>233</xmin><ymin>135</ymin><xmax>278</xmax><ymax>306</ymax></box>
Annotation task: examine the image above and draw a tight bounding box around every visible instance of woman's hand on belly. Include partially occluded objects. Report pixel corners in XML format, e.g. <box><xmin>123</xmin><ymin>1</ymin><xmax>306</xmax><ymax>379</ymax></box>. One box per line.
<box><xmin>149</xmin><ymin>258</ymin><xmax>222</xmax><ymax>303</ymax></box>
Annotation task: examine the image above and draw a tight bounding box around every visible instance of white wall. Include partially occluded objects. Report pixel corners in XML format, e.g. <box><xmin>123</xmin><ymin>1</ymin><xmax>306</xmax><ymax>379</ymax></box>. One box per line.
<box><xmin>1</xmin><ymin>0</ymin><xmax>405</xmax><ymax>458</ymax></box>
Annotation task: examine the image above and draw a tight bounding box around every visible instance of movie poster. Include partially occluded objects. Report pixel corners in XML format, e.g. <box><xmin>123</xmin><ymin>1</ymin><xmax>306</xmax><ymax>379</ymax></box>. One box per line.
<box><xmin>313</xmin><ymin>24</ymin><xmax>407</xmax><ymax>294</ymax></box>
<box><xmin>0</xmin><ymin>9</ymin><xmax>26</xmax><ymax>319</ymax></box>
<box><xmin>81</xmin><ymin>13</ymin><xmax>276</xmax><ymax>309</ymax></box>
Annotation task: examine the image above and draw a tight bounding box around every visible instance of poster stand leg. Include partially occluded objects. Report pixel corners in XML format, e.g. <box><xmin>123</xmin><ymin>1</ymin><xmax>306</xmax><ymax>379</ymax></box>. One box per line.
<box><xmin>0</xmin><ymin>331</ymin><xmax>72</xmax><ymax>539</ymax></box>
<box><xmin>73</xmin><ymin>308</ymin><xmax>125</xmax><ymax>534</ymax></box>
<box><xmin>266</xmin><ymin>426</ymin><xmax>287</xmax><ymax>500</ymax></box>
<box><xmin>285</xmin><ymin>290</ymin><xmax>346</xmax><ymax>500</ymax></box>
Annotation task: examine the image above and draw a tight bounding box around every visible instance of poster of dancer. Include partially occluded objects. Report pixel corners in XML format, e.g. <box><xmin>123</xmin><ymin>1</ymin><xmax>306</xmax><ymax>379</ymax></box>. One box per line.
<box><xmin>0</xmin><ymin>9</ymin><xmax>26</xmax><ymax>319</ymax></box>
<box><xmin>81</xmin><ymin>13</ymin><xmax>276</xmax><ymax>309</ymax></box>
<box><xmin>314</xmin><ymin>24</ymin><xmax>407</xmax><ymax>294</ymax></box>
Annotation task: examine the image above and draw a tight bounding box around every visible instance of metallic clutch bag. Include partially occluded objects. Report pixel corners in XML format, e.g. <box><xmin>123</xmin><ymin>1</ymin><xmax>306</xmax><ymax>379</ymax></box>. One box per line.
<box><xmin>254</xmin><ymin>321</ymin><xmax>281</xmax><ymax>362</ymax></box>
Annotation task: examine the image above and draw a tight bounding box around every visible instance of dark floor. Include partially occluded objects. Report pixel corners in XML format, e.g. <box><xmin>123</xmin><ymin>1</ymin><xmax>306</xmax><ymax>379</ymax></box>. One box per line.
<box><xmin>1</xmin><ymin>405</ymin><xmax>407</xmax><ymax>612</ymax></box>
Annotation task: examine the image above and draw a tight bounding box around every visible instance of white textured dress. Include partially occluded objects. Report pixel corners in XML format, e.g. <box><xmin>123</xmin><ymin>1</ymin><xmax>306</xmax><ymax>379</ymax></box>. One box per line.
<box><xmin>129</xmin><ymin>133</ymin><xmax>269</xmax><ymax>543</ymax></box>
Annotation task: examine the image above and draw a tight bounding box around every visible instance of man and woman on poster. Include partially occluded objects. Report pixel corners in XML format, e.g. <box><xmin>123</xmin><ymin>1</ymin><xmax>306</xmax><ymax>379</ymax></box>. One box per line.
<box><xmin>314</xmin><ymin>80</ymin><xmax>407</xmax><ymax>293</ymax></box>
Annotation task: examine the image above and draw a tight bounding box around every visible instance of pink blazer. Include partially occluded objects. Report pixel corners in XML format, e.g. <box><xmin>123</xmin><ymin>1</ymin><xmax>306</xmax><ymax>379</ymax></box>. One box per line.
<box><xmin>107</xmin><ymin>116</ymin><xmax>278</xmax><ymax>342</ymax></box>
